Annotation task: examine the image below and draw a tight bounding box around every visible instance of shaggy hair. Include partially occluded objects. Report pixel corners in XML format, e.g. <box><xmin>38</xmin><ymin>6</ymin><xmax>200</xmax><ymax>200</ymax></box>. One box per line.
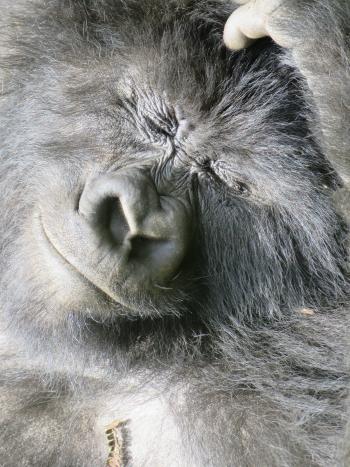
<box><xmin>0</xmin><ymin>1</ymin><xmax>349</xmax><ymax>466</ymax></box>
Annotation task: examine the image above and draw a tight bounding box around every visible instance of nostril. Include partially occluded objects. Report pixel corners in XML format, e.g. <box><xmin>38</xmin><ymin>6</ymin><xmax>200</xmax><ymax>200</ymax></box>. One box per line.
<box><xmin>129</xmin><ymin>235</ymin><xmax>174</xmax><ymax>265</ymax></box>
<box><xmin>98</xmin><ymin>197</ymin><xmax>130</xmax><ymax>245</ymax></box>
<box><xmin>129</xmin><ymin>235</ymin><xmax>161</xmax><ymax>261</ymax></box>
<box><xmin>78</xmin><ymin>172</ymin><xmax>190</xmax><ymax>284</ymax></box>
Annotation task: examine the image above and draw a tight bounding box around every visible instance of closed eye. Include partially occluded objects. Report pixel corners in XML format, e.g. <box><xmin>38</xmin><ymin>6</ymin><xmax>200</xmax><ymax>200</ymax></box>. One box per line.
<box><xmin>199</xmin><ymin>158</ymin><xmax>250</xmax><ymax>197</ymax></box>
<box><xmin>145</xmin><ymin>115</ymin><xmax>178</xmax><ymax>141</ymax></box>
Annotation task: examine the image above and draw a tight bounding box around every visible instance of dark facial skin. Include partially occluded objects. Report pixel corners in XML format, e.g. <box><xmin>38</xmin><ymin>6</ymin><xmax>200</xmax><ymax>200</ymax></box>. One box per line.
<box><xmin>0</xmin><ymin>1</ymin><xmax>349</xmax><ymax>466</ymax></box>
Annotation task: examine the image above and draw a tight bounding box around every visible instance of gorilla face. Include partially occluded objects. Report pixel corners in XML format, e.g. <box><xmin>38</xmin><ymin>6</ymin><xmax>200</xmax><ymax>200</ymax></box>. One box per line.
<box><xmin>0</xmin><ymin>0</ymin><xmax>348</xmax><ymax>336</ymax></box>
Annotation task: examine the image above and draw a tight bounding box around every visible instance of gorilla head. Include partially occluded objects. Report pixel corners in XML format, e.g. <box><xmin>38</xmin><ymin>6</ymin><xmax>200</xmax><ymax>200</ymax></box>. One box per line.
<box><xmin>1</xmin><ymin>0</ymin><xmax>347</xmax><ymax>336</ymax></box>
<box><xmin>0</xmin><ymin>1</ymin><xmax>349</xmax><ymax>465</ymax></box>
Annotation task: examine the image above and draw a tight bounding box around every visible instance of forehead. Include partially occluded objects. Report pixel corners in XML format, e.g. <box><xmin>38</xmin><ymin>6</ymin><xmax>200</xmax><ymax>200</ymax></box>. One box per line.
<box><xmin>21</xmin><ymin>1</ymin><xmax>324</xmax><ymax>176</ymax></box>
<box><xmin>110</xmin><ymin>82</ymin><xmax>191</xmax><ymax>155</ymax></box>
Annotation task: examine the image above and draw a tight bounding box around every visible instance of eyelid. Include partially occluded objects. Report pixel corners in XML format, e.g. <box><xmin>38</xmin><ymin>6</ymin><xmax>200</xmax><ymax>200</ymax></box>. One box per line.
<box><xmin>203</xmin><ymin>159</ymin><xmax>250</xmax><ymax>195</ymax></box>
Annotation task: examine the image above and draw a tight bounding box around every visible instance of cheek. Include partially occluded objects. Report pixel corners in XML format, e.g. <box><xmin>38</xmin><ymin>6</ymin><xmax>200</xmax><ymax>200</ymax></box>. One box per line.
<box><xmin>36</xmin><ymin>163</ymin><xmax>86</xmax><ymax>214</ymax></box>
<box><xmin>0</xmin><ymin>162</ymin><xmax>102</xmax><ymax>318</ymax></box>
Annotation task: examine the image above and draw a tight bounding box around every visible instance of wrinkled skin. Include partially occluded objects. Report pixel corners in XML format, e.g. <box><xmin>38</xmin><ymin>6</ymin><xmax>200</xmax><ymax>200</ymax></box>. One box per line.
<box><xmin>0</xmin><ymin>1</ymin><xmax>349</xmax><ymax>466</ymax></box>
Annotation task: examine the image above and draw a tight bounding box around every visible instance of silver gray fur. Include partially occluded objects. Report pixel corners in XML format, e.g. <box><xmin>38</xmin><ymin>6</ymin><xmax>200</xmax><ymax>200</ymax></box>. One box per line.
<box><xmin>0</xmin><ymin>1</ymin><xmax>349</xmax><ymax>466</ymax></box>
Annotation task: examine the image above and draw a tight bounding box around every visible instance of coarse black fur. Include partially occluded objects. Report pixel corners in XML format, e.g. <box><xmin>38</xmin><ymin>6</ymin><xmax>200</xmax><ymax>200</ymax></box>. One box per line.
<box><xmin>0</xmin><ymin>1</ymin><xmax>349</xmax><ymax>466</ymax></box>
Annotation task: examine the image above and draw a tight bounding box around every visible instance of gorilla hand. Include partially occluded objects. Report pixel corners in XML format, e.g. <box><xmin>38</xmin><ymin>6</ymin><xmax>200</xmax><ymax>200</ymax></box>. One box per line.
<box><xmin>223</xmin><ymin>0</ymin><xmax>286</xmax><ymax>50</ymax></box>
<box><xmin>224</xmin><ymin>0</ymin><xmax>350</xmax><ymax>186</ymax></box>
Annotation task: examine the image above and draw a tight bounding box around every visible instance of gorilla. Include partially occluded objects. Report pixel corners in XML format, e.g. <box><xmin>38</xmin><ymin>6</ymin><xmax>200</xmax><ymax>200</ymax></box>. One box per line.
<box><xmin>0</xmin><ymin>0</ymin><xmax>349</xmax><ymax>465</ymax></box>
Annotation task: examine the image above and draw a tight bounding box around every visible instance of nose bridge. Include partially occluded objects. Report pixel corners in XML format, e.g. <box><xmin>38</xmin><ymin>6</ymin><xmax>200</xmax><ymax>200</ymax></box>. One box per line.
<box><xmin>79</xmin><ymin>169</ymin><xmax>155</xmax><ymax>225</ymax></box>
<box><xmin>116</xmin><ymin>170</ymin><xmax>161</xmax><ymax>235</ymax></box>
<box><xmin>114</xmin><ymin>169</ymin><xmax>188</xmax><ymax>241</ymax></box>
<box><xmin>151</xmin><ymin>149</ymin><xmax>192</xmax><ymax>196</ymax></box>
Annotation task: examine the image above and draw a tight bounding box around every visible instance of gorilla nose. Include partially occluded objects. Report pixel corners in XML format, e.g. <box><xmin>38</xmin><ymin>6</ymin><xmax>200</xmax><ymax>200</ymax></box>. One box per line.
<box><xmin>78</xmin><ymin>169</ymin><xmax>191</xmax><ymax>284</ymax></box>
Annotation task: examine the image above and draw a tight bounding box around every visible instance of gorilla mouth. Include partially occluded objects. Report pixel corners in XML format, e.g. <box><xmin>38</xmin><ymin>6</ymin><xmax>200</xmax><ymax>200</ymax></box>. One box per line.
<box><xmin>39</xmin><ymin>215</ymin><xmax>123</xmax><ymax>305</ymax></box>
<box><xmin>38</xmin><ymin>215</ymin><xmax>179</xmax><ymax>316</ymax></box>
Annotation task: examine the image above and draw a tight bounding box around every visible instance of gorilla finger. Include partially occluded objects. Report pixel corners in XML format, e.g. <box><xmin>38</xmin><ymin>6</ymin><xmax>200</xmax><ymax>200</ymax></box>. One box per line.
<box><xmin>223</xmin><ymin>4</ymin><xmax>268</xmax><ymax>50</ymax></box>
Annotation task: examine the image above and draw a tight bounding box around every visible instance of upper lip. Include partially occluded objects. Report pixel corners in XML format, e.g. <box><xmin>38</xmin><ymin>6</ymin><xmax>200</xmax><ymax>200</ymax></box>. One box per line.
<box><xmin>38</xmin><ymin>214</ymin><xmax>177</xmax><ymax>315</ymax></box>
<box><xmin>39</xmin><ymin>215</ymin><xmax>121</xmax><ymax>304</ymax></box>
